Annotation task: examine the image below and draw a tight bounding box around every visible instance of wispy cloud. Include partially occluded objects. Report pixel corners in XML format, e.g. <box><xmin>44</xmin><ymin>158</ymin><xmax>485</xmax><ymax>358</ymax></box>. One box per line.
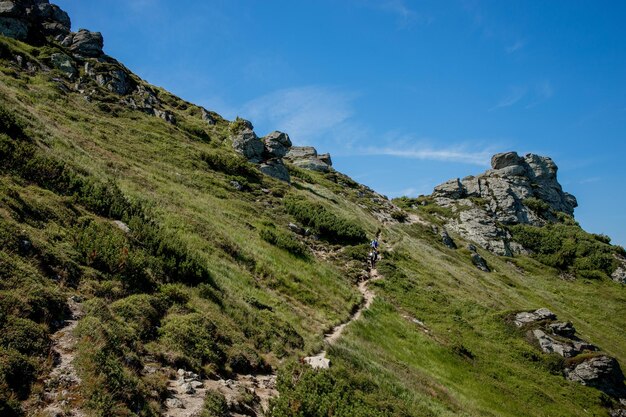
<box><xmin>355</xmin><ymin>142</ymin><xmax>497</xmax><ymax>166</ymax></box>
<box><xmin>505</xmin><ymin>39</ymin><xmax>526</xmax><ymax>54</ymax></box>
<box><xmin>241</xmin><ymin>86</ymin><xmax>358</xmax><ymax>143</ymax></box>
<box><xmin>357</xmin><ymin>0</ymin><xmax>431</xmax><ymax>27</ymax></box>
<box><xmin>489</xmin><ymin>86</ymin><xmax>527</xmax><ymax>111</ymax></box>
<box><xmin>525</xmin><ymin>81</ymin><xmax>554</xmax><ymax>109</ymax></box>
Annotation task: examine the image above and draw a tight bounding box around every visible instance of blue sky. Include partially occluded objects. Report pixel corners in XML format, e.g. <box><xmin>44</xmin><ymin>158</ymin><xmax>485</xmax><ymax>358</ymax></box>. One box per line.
<box><xmin>55</xmin><ymin>0</ymin><xmax>626</xmax><ymax>246</ymax></box>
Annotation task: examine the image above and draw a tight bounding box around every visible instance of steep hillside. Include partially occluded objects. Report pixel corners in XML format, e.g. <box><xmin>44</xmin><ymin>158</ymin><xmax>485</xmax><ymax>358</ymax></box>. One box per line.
<box><xmin>1</xmin><ymin>2</ymin><xmax>625</xmax><ymax>417</ymax></box>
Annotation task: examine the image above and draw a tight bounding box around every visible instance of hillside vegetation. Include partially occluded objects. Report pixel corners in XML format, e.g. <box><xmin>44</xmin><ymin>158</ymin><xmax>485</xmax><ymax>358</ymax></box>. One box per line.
<box><xmin>0</xmin><ymin>15</ymin><xmax>625</xmax><ymax>417</ymax></box>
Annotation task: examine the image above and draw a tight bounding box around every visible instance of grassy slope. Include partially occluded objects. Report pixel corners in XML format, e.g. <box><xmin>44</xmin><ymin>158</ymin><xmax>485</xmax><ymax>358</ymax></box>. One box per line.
<box><xmin>0</xmin><ymin>35</ymin><xmax>624</xmax><ymax>417</ymax></box>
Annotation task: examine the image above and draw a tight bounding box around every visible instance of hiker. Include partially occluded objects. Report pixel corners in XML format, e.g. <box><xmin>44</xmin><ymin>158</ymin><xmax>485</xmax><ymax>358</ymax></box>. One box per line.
<box><xmin>371</xmin><ymin>238</ymin><xmax>379</xmax><ymax>250</ymax></box>
<box><xmin>368</xmin><ymin>248</ymin><xmax>378</xmax><ymax>268</ymax></box>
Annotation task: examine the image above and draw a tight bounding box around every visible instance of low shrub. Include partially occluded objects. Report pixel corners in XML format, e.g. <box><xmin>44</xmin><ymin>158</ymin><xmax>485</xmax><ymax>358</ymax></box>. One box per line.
<box><xmin>284</xmin><ymin>195</ymin><xmax>366</xmax><ymax>244</ymax></box>
<box><xmin>390</xmin><ymin>210</ymin><xmax>408</xmax><ymax>223</ymax></box>
<box><xmin>0</xmin><ymin>316</ymin><xmax>49</xmax><ymax>357</ymax></box>
<box><xmin>200</xmin><ymin>150</ymin><xmax>261</xmax><ymax>182</ymax></box>
<box><xmin>0</xmin><ymin>347</ymin><xmax>36</xmax><ymax>400</ymax></box>
<box><xmin>259</xmin><ymin>226</ymin><xmax>310</xmax><ymax>259</ymax></box>
<box><xmin>201</xmin><ymin>391</ymin><xmax>229</xmax><ymax>417</ymax></box>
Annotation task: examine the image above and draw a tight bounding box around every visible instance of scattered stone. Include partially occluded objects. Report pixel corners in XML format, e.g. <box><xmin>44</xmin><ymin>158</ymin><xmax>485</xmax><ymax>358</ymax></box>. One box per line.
<box><xmin>18</xmin><ymin>238</ymin><xmax>32</xmax><ymax>253</ymax></box>
<box><xmin>549</xmin><ymin>321</ymin><xmax>576</xmax><ymax>338</ymax></box>
<box><xmin>514</xmin><ymin>308</ymin><xmax>556</xmax><ymax>327</ymax></box>
<box><xmin>201</xmin><ymin>108</ymin><xmax>216</xmax><ymax>125</ymax></box>
<box><xmin>471</xmin><ymin>252</ymin><xmax>490</xmax><ymax>272</ymax></box>
<box><xmin>532</xmin><ymin>329</ymin><xmax>579</xmax><ymax>357</ymax></box>
<box><xmin>565</xmin><ymin>355</ymin><xmax>626</xmax><ymax>398</ymax></box>
<box><xmin>49</xmin><ymin>52</ymin><xmax>76</xmax><ymax>77</ymax></box>
<box><xmin>304</xmin><ymin>355</ymin><xmax>330</xmax><ymax>369</ymax></box>
<box><xmin>166</xmin><ymin>397</ymin><xmax>185</xmax><ymax>409</ymax></box>
<box><xmin>230</xmin><ymin>180</ymin><xmax>243</xmax><ymax>191</ymax></box>
<box><xmin>181</xmin><ymin>382</ymin><xmax>195</xmax><ymax>395</ymax></box>
<box><xmin>467</xmin><ymin>244</ymin><xmax>477</xmax><ymax>252</ymax></box>
<box><xmin>441</xmin><ymin>230</ymin><xmax>457</xmax><ymax>249</ymax></box>
<box><xmin>153</xmin><ymin>108</ymin><xmax>175</xmax><ymax>124</ymax></box>
<box><xmin>112</xmin><ymin>220</ymin><xmax>130</xmax><ymax>233</ymax></box>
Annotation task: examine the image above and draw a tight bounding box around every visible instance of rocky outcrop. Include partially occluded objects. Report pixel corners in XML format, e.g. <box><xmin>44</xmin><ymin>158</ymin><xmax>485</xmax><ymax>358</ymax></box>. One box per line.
<box><xmin>429</xmin><ymin>152</ymin><xmax>577</xmax><ymax>256</ymax></box>
<box><xmin>514</xmin><ymin>308</ymin><xmax>626</xmax><ymax>401</ymax></box>
<box><xmin>441</xmin><ymin>230</ymin><xmax>457</xmax><ymax>249</ymax></box>
<box><xmin>285</xmin><ymin>146</ymin><xmax>333</xmax><ymax>173</ymax></box>
<box><xmin>565</xmin><ymin>356</ymin><xmax>626</xmax><ymax>399</ymax></box>
<box><xmin>62</xmin><ymin>29</ymin><xmax>103</xmax><ymax>57</ymax></box>
<box><xmin>0</xmin><ymin>0</ymin><xmax>70</xmax><ymax>42</ymax></box>
<box><xmin>231</xmin><ymin>121</ymin><xmax>293</xmax><ymax>182</ymax></box>
<box><xmin>612</xmin><ymin>257</ymin><xmax>626</xmax><ymax>284</ymax></box>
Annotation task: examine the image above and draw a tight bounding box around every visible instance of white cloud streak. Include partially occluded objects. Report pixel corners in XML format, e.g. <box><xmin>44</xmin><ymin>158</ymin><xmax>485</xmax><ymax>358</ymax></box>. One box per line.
<box><xmin>355</xmin><ymin>144</ymin><xmax>495</xmax><ymax>166</ymax></box>
<box><xmin>489</xmin><ymin>86</ymin><xmax>527</xmax><ymax>111</ymax></box>
<box><xmin>505</xmin><ymin>40</ymin><xmax>526</xmax><ymax>54</ymax></box>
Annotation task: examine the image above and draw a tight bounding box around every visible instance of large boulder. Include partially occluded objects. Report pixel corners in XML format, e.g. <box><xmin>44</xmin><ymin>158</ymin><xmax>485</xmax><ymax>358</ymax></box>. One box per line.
<box><xmin>285</xmin><ymin>146</ymin><xmax>333</xmax><ymax>173</ymax></box>
<box><xmin>263</xmin><ymin>131</ymin><xmax>292</xmax><ymax>159</ymax></box>
<box><xmin>232</xmin><ymin>129</ymin><xmax>264</xmax><ymax>163</ymax></box>
<box><xmin>259</xmin><ymin>159</ymin><xmax>290</xmax><ymax>183</ymax></box>
<box><xmin>565</xmin><ymin>356</ymin><xmax>626</xmax><ymax>398</ymax></box>
<box><xmin>63</xmin><ymin>29</ymin><xmax>104</xmax><ymax>57</ymax></box>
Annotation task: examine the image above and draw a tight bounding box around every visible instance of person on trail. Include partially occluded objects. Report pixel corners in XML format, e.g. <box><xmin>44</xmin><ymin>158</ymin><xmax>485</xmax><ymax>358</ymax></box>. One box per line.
<box><xmin>368</xmin><ymin>237</ymin><xmax>379</xmax><ymax>268</ymax></box>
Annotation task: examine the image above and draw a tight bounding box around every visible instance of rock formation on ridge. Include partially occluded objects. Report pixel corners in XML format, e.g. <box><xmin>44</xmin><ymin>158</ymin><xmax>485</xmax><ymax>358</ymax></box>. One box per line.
<box><xmin>428</xmin><ymin>151</ymin><xmax>578</xmax><ymax>256</ymax></box>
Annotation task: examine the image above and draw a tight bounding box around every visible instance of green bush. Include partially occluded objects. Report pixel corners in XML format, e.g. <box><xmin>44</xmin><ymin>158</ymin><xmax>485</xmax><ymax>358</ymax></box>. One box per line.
<box><xmin>390</xmin><ymin>210</ymin><xmax>408</xmax><ymax>223</ymax></box>
<box><xmin>259</xmin><ymin>226</ymin><xmax>310</xmax><ymax>259</ymax></box>
<box><xmin>110</xmin><ymin>295</ymin><xmax>163</xmax><ymax>340</ymax></box>
<box><xmin>200</xmin><ymin>150</ymin><xmax>261</xmax><ymax>182</ymax></box>
<box><xmin>0</xmin><ymin>347</ymin><xmax>35</xmax><ymax>400</ymax></box>
<box><xmin>159</xmin><ymin>313</ymin><xmax>225</xmax><ymax>370</ymax></box>
<box><xmin>509</xmin><ymin>223</ymin><xmax>619</xmax><ymax>279</ymax></box>
<box><xmin>523</xmin><ymin>197</ymin><xmax>551</xmax><ymax>216</ymax></box>
<box><xmin>0</xmin><ymin>104</ymin><xmax>26</xmax><ymax>139</ymax></box>
<box><xmin>201</xmin><ymin>391</ymin><xmax>229</xmax><ymax>417</ymax></box>
<box><xmin>284</xmin><ymin>195</ymin><xmax>366</xmax><ymax>244</ymax></box>
<box><xmin>0</xmin><ymin>316</ymin><xmax>49</xmax><ymax>357</ymax></box>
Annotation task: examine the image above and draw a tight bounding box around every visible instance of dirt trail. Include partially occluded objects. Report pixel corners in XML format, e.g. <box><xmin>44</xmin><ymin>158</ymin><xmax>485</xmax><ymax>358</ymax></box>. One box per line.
<box><xmin>164</xmin><ymin>244</ymin><xmax>384</xmax><ymax>416</ymax></box>
<box><xmin>41</xmin><ymin>297</ymin><xmax>85</xmax><ymax>417</ymax></box>
<box><xmin>304</xmin><ymin>264</ymin><xmax>382</xmax><ymax>369</ymax></box>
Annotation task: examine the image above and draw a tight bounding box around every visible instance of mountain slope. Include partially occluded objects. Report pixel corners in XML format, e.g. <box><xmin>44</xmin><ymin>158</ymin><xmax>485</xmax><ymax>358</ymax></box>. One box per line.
<box><xmin>1</xmin><ymin>2</ymin><xmax>625</xmax><ymax>417</ymax></box>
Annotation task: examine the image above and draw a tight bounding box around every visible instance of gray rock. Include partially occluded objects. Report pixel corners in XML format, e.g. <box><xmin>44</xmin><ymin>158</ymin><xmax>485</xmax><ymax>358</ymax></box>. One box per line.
<box><xmin>181</xmin><ymin>382</ymin><xmax>195</xmax><ymax>394</ymax></box>
<box><xmin>318</xmin><ymin>153</ymin><xmax>332</xmax><ymax>166</ymax></box>
<box><xmin>612</xmin><ymin>264</ymin><xmax>626</xmax><ymax>284</ymax></box>
<box><xmin>65</xmin><ymin>29</ymin><xmax>104</xmax><ymax>57</ymax></box>
<box><xmin>433</xmin><ymin>178</ymin><xmax>465</xmax><ymax>199</ymax></box>
<box><xmin>263</xmin><ymin>131</ymin><xmax>292</xmax><ymax>159</ymax></box>
<box><xmin>467</xmin><ymin>244</ymin><xmax>477</xmax><ymax>252</ymax></box>
<box><xmin>532</xmin><ymin>329</ymin><xmax>578</xmax><ymax>357</ymax></box>
<box><xmin>288</xmin><ymin>223</ymin><xmax>304</xmax><ymax>235</ymax></box>
<box><xmin>565</xmin><ymin>355</ymin><xmax>626</xmax><ymax>398</ymax></box>
<box><xmin>491</xmin><ymin>151</ymin><xmax>523</xmax><ymax>170</ymax></box>
<box><xmin>304</xmin><ymin>355</ymin><xmax>330</xmax><ymax>369</ymax></box>
<box><xmin>292</xmin><ymin>158</ymin><xmax>330</xmax><ymax>172</ymax></box>
<box><xmin>230</xmin><ymin>180</ymin><xmax>243</xmax><ymax>191</ymax></box>
<box><xmin>471</xmin><ymin>253</ymin><xmax>490</xmax><ymax>272</ymax></box>
<box><xmin>201</xmin><ymin>108</ymin><xmax>216</xmax><ymax>125</ymax></box>
<box><xmin>112</xmin><ymin>220</ymin><xmax>130</xmax><ymax>233</ymax></box>
<box><xmin>153</xmin><ymin>108</ymin><xmax>175</xmax><ymax>124</ymax></box>
<box><xmin>50</xmin><ymin>52</ymin><xmax>75</xmax><ymax>77</ymax></box>
<box><xmin>0</xmin><ymin>15</ymin><xmax>28</xmax><ymax>39</ymax></box>
<box><xmin>514</xmin><ymin>308</ymin><xmax>556</xmax><ymax>327</ymax></box>
<box><xmin>259</xmin><ymin>159</ymin><xmax>290</xmax><ymax>182</ymax></box>
<box><xmin>429</xmin><ymin>152</ymin><xmax>577</xmax><ymax>256</ymax></box>
<box><xmin>232</xmin><ymin>128</ymin><xmax>264</xmax><ymax>163</ymax></box>
<box><xmin>286</xmin><ymin>146</ymin><xmax>317</xmax><ymax>160</ymax></box>
<box><xmin>95</xmin><ymin>67</ymin><xmax>133</xmax><ymax>95</ymax></box>
<box><xmin>166</xmin><ymin>398</ymin><xmax>185</xmax><ymax>409</ymax></box>
<box><xmin>441</xmin><ymin>230</ymin><xmax>457</xmax><ymax>249</ymax></box>
<box><xmin>549</xmin><ymin>321</ymin><xmax>576</xmax><ymax>338</ymax></box>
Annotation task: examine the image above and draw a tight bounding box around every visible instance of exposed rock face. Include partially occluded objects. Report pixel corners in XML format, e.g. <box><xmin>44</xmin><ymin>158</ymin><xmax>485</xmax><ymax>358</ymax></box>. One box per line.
<box><xmin>515</xmin><ymin>308</ymin><xmax>626</xmax><ymax>400</ymax></box>
<box><xmin>62</xmin><ymin>29</ymin><xmax>104</xmax><ymax>57</ymax></box>
<box><xmin>49</xmin><ymin>52</ymin><xmax>75</xmax><ymax>76</ymax></box>
<box><xmin>285</xmin><ymin>146</ymin><xmax>333</xmax><ymax>173</ymax></box>
<box><xmin>565</xmin><ymin>356</ymin><xmax>626</xmax><ymax>398</ymax></box>
<box><xmin>232</xmin><ymin>128</ymin><xmax>264</xmax><ymax>163</ymax></box>
<box><xmin>471</xmin><ymin>252</ymin><xmax>490</xmax><ymax>272</ymax></box>
<box><xmin>263</xmin><ymin>131</ymin><xmax>292</xmax><ymax>159</ymax></box>
<box><xmin>612</xmin><ymin>258</ymin><xmax>626</xmax><ymax>284</ymax></box>
<box><xmin>430</xmin><ymin>152</ymin><xmax>577</xmax><ymax>256</ymax></box>
<box><xmin>0</xmin><ymin>0</ymin><xmax>70</xmax><ymax>41</ymax></box>
<box><xmin>259</xmin><ymin>159</ymin><xmax>290</xmax><ymax>183</ymax></box>
<box><xmin>441</xmin><ymin>230</ymin><xmax>457</xmax><ymax>249</ymax></box>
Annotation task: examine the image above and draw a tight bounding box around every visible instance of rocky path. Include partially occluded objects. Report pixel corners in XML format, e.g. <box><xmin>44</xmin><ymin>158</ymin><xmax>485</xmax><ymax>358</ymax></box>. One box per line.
<box><xmin>304</xmin><ymin>265</ymin><xmax>382</xmax><ymax>369</ymax></box>
<box><xmin>164</xmin><ymin>247</ymin><xmax>384</xmax><ymax>416</ymax></box>
<box><xmin>42</xmin><ymin>297</ymin><xmax>85</xmax><ymax>417</ymax></box>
